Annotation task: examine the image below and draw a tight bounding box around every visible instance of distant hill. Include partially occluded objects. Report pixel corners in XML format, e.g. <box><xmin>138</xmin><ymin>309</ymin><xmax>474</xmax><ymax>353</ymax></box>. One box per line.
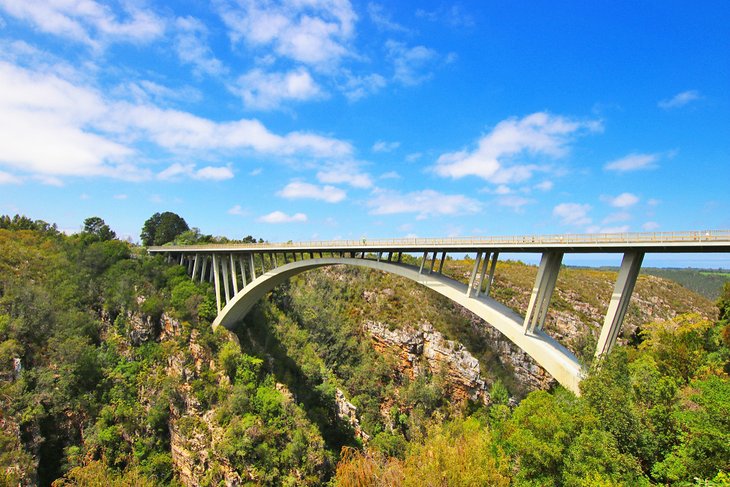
<box><xmin>640</xmin><ymin>268</ymin><xmax>730</xmax><ymax>300</ymax></box>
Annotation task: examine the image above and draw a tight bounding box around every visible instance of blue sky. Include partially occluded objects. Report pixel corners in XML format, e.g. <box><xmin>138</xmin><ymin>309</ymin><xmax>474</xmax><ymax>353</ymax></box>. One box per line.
<box><xmin>0</xmin><ymin>1</ymin><xmax>728</xmax><ymax>260</ymax></box>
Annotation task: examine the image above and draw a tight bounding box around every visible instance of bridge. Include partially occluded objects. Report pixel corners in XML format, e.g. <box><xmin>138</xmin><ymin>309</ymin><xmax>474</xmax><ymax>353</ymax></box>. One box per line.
<box><xmin>149</xmin><ymin>230</ymin><xmax>730</xmax><ymax>394</ymax></box>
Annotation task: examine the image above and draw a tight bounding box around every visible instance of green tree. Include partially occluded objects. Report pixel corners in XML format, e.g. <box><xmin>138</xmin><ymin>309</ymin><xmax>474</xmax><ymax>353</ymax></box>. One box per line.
<box><xmin>83</xmin><ymin>217</ymin><xmax>116</xmax><ymax>241</ymax></box>
<box><xmin>140</xmin><ymin>212</ymin><xmax>189</xmax><ymax>246</ymax></box>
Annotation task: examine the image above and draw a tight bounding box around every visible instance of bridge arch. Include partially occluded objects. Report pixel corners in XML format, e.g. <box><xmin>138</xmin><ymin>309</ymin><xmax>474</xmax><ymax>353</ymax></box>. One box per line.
<box><xmin>212</xmin><ymin>257</ymin><xmax>583</xmax><ymax>394</ymax></box>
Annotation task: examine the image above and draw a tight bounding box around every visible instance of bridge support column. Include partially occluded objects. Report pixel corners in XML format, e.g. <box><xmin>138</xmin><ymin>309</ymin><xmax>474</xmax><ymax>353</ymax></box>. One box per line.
<box><xmin>249</xmin><ymin>253</ymin><xmax>256</xmax><ymax>281</ymax></box>
<box><xmin>484</xmin><ymin>252</ymin><xmax>499</xmax><ymax>296</ymax></box>
<box><xmin>238</xmin><ymin>256</ymin><xmax>247</xmax><ymax>287</ymax></box>
<box><xmin>596</xmin><ymin>252</ymin><xmax>644</xmax><ymax>358</ymax></box>
<box><xmin>200</xmin><ymin>255</ymin><xmax>208</xmax><ymax>284</ymax></box>
<box><xmin>179</xmin><ymin>254</ymin><xmax>184</xmax><ymax>265</ymax></box>
<box><xmin>222</xmin><ymin>258</ymin><xmax>231</xmax><ymax>304</ymax></box>
<box><xmin>419</xmin><ymin>251</ymin><xmax>427</xmax><ymax>274</ymax></box>
<box><xmin>523</xmin><ymin>252</ymin><xmax>563</xmax><ymax>334</ymax></box>
<box><xmin>260</xmin><ymin>254</ymin><xmax>265</xmax><ymax>275</ymax></box>
<box><xmin>212</xmin><ymin>254</ymin><xmax>221</xmax><ymax>312</ymax></box>
<box><xmin>398</xmin><ymin>252</ymin><xmax>403</xmax><ymax>263</ymax></box>
<box><xmin>467</xmin><ymin>252</ymin><xmax>483</xmax><ymax>297</ymax></box>
<box><xmin>191</xmin><ymin>254</ymin><xmax>199</xmax><ymax>281</ymax></box>
<box><xmin>230</xmin><ymin>254</ymin><xmax>238</xmax><ymax>294</ymax></box>
<box><xmin>475</xmin><ymin>252</ymin><xmax>492</xmax><ymax>297</ymax></box>
<box><xmin>377</xmin><ymin>251</ymin><xmax>382</xmax><ymax>262</ymax></box>
<box><xmin>438</xmin><ymin>251</ymin><xmax>446</xmax><ymax>274</ymax></box>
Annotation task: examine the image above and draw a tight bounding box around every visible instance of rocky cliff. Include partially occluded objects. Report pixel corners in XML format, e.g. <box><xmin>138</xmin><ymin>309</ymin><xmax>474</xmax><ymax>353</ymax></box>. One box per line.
<box><xmin>363</xmin><ymin>320</ymin><xmax>493</xmax><ymax>405</ymax></box>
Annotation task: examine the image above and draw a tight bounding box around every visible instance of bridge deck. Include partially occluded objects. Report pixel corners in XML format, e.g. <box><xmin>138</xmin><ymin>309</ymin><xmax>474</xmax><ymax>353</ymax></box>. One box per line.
<box><xmin>149</xmin><ymin>229</ymin><xmax>730</xmax><ymax>254</ymax></box>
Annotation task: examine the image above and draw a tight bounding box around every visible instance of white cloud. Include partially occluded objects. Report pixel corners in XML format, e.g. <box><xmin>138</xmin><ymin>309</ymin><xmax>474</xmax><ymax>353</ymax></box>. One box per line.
<box><xmin>534</xmin><ymin>180</ymin><xmax>553</xmax><ymax>191</ymax></box>
<box><xmin>642</xmin><ymin>221</ymin><xmax>660</xmax><ymax>231</ymax></box>
<box><xmin>367</xmin><ymin>3</ymin><xmax>408</xmax><ymax>32</ymax></box>
<box><xmin>380</xmin><ymin>171</ymin><xmax>400</xmax><ymax>179</ymax></box>
<box><xmin>372</xmin><ymin>140</ymin><xmax>400</xmax><ymax>152</ymax></box>
<box><xmin>553</xmin><ymin>203</ymin><xmax>592</xmax><ymax>226</ymax></box>
<box><xmin>603</xmin><ymin>192</ymin><xmax>639</xmax><ymax>208</ymax></box>
<box><xmin>174</xmin><ymin>16</ymin><xmax>226</xmax><ymax>76</ymax></box>
<box><xmin>494</xmin><ymin>185</ymin><xmax>512</xmax><ymax>195</ymax></box>
<box><xmin>0</xmin><ymin>0</ymin><xmax>165</xmax><ymax>49</ymax></box>
<box><xmin>317</xmin><ymin>161</ymin><xmax>373</xmax><ymax>188</ymax></box>
<box><xmin>113</xmin><ymin>193</ymin><xmax>127</xmax><ymax>200</ymax></box>
<box><xmin>157</xmin><ymin>163</ymin><xmax>233</xmax><ymax>181</ymax></box>
<box><xmin>497</xmin><ymin>195</ymin><xmax>530</xmax><ymax>212</ymax></box>
<box><xmin>195</xmin><ymin>166</ymin><xmax>235</xmax><ymax>181</ymax></box>
<box><xmin>250</xmin><ymin>168</ymin><xmax>263</xmax><ymax>176</ymax></box>
<box><xmin>386</xmin><ymin>40</ymin><xmax>438</xmax><ymax>85</ymax></box>
<box><xmin>228</xmin><ymin>205</ymin><xmax>249</xmax><ymax>216</ymax></box>
<box><xmin>405</xmin><ymin>152</ymin><xmax>422</xmax><ymax>162</ymax></box>
<box><xmin>0</xmin><ymin>61</ymin><xmax>354</xmax><ymax>183</ymax></box>
<box><xmin>659</xmin><ymin>90</ymin><xmax>701</xmax><ymax>109</ymax></box>
<box><xmin>232</xmin><ymin>68</ymin><xmax>322</xmax><ymax>110</ymax></box>
<box><xmin>258</xmin><ymin>210</ymin><xmax>308</xmax><ymax>223</ymax></box>
<box><xmin>368</xmin><ymin>189</ymin><xmax>481</xmax><ymax>219</ymax></box>
<box><xmin>0</xmin><ymin>170</ymin><xmax>21</xmax><ymax>184</ymax></box>
<box><xmin>604</xmin><ymin>153</ymin><xmax>659</xmax><ymax>172</ymax></box>
<box><xmin>217</xmin><ymin>0</ymin><xmax>356</xmax><ymax>69</ymax></box>
<box><xmin>341</xmin><ymin>72</ymin><xmax>387</xmax><ymax>101</ymax></box>
<box><xmin>434</xmin><ymin>112</ymin><xmax>601</xmax><ymax>184</ymax></box>
<box><xmin>278</xmin><ymin>181</ymin><xmax>346</xmax><ymax>203</ymax></box>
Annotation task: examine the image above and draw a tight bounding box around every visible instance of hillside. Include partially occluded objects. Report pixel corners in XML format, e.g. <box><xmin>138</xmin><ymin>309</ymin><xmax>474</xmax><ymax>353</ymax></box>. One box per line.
<box><xmin>641</xmin><ymin>267</ymin><xmax>730</xmax><ymax>300</ymax></box>
<box><xmin>1</xmin><ymin>225</ymin><xmax>728</xmax><ymax>485</ymax></box>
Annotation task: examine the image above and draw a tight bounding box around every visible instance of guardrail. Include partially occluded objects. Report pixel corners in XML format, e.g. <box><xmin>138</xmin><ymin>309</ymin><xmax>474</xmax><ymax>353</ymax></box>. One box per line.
<box><xmin>149</xmin><ymin>229</ymin><xmax>730</xmax><ymax>251</ymax></box>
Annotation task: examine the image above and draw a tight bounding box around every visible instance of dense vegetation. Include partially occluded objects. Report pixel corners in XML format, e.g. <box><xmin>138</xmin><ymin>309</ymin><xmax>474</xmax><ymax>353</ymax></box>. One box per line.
<box><xmin>1</xmin><ymin>215</ymin><xmax>728</xmax><ymax>485</ymax></box>
<box><xmin>641</xmin><ymin>267</ymin><xmax>730</xmax><ymax>300</ymax></box>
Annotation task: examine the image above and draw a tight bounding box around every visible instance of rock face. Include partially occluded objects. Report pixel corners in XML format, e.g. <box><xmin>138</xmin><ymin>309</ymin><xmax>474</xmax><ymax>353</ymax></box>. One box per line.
<box><xmin>335</xmin><ymin>389</ymin><xmax>370</xmax><ymax>442</ymax></box>
<box><xmin>455</xmin><ymin>307</ymin><xmax>556</xmax><ymax>392</ymax></box>
<box><xmin>363</xmin><ymin>320</ymin><xmax>492</xmax><ymax>404</ymax></box>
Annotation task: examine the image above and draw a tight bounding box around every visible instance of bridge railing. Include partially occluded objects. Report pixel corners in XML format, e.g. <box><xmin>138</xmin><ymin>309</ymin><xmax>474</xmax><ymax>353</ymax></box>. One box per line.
<box><xmin>151</xmin><ymin>229</ymin><xmax>730</xmax><ymax>250</ymax></box>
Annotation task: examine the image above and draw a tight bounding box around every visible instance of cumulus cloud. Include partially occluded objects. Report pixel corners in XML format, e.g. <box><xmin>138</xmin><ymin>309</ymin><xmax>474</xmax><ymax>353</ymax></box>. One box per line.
<box><xmin>0</xmin><ymin>170</ymin><xmax>21</xmax><ymax>184</ymax></box>
<box><xmin>434</xmin><ymin>112</ymin><xmax>601</xmax><ymax>184</ymax></box>
<box><xmin>367</xmin><ymin>3</ymin><xmax>408</xmax><ymax>32</ymax></box>
<box><xmin>232</xmin><ymin>68</ymin><xmax>323</xmax><ymax>110</ymax></box>
<box><xmin>386</xmin><ymin>40</ymin><xmax>439</xmax><ymax>85</ymax></box>
<box><xmin>216</xmin><ymin>0</ymin><xmax>356</xmax><ymax>69</ymax></box>
<box><xmin>642</xmin><ymin>221</ymin><xmax>660</xmax><ymax>231</ymax></box>
<box><xmin>0</xmin><ymin>0</ymin><xmax>165</xmax><ymax>49</ymax></box>
<box><xmin>604</xmin><ymin>153</ymin><xmax>659</xmax><ymax>172</ymax></box>
<box><xmin>553</xmin><ymin>203</ymin><xmax>591</xmax><ymax>226</ymax></box>
<box><xmin>340</xmin><ymin>72</ymin><xmax>387</xmax><ymax>101</ymax></box>
<box><xmin>157</xmin><ymin>163</ymin><xmax>234</xmax><ymax>181</ymax></box>
<box><xmin>603</xmin><ymin>192</ymin><xmax>639</xmax><ymax>208</ymax></box>
<box><xmin>228</xmin><ymin>205</ymin><xmax>249</xmax><ymax>216</ymax></box>
<box><xmin>278</xmin><ymin>181</ymin><xmax>346</xmax><ymax>203</ymax></box>
<box><xmin>258</xmin><ymin>210</ymin><xmax>308</xmax><ymax>223</ymax></box>
<box><xmin>0</xmin><ymin>61</ymin><xmax>353</xmax><ymax>183</ymax></box>
<box><xmin>368</xmin><ymin>189</ymin><xmax>481</xmax><ymax>219</ymax></box>
<box><xmin>658</xmin><ymin>90</ymin><xmax>701</xmax><ymax>109</ymax></box>
<box><xmin>372</xmin><ymin>140</ymin><xmax>400</xmax><ymax>153</ymax></box>
<box><xmin>316</xmin><ymin>161</ymin><xmax>373</xmax><ymax>188</ymax></box>
<box><xmin>174</xmin><ymin>16</ymin><xmax>226</xmax><ymax>76</ymax></box>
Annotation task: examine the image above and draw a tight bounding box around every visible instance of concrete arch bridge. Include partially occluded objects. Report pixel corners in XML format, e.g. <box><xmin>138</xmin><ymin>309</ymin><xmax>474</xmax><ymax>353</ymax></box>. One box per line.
<box><xmin>149</xmin><ymin>230</ymin><xmax>730</xmax><ymax>394</ymax></box>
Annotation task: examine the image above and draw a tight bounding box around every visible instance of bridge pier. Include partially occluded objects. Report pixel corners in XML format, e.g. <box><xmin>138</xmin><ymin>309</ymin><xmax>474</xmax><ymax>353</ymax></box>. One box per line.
<box><xmin>524</xmin><ymin>252</ymin><xmax>563</xmax><ymax>334</ymax></box>
<box><xmin>475</xmin><ymin>252</ymin><xmax>491</xmax><ymax>297</ymax></box>
<box><xmin>484</xmin><ymin>252</ymin><xmax>498</xmax><ymax>296</ymax></box>
<box><xmin>596</xmin><ymin>252</ymin><xmax>644</xmax><ymax>358</ymax></box>
<box><xmin>212</xmin><ymin>254</ymin><xmax>221</xmax><ymax>312</ymax></box>
<box><xmin>467</xmin><ymin>251</ymin><xmax>483</xmax><ymax>297</ymax></box>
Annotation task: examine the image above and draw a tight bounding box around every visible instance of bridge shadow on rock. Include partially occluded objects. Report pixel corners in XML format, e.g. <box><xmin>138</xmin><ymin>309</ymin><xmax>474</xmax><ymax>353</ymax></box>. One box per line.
<box><xmin>232</xmin><ymin>296</ymin><xmax>359</xmax><ymax>459</ymax></box>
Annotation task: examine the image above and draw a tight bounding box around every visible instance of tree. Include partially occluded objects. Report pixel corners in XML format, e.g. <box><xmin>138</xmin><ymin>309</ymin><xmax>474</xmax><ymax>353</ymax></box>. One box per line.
<box><xmin>140</xmin><ymin>212</ymin><xmax>189</xmax><ymax>246</ymax></box>
<box><xmin>83</xmin><ymin>217</ymin><xmax>116</xmax><ymax>241</ymax></box>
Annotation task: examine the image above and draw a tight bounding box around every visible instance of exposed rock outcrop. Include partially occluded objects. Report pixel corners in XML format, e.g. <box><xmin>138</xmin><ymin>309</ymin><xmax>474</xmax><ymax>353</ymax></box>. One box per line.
<box><xmin>335</xmin><ymin>388</ymin><xmax>370</xmax><ymax>442</ymax></box>
<box><xmin>363</xmin><ymin>320</ymin><xmax>492</xmax><ymax>404</ymax></box>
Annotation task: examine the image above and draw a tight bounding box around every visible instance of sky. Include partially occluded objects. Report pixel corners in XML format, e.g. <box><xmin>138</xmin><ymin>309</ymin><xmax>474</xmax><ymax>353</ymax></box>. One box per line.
<box><xmin>0</xmin><ymin>0</ymin><xmax>728</xmax><ymax>267</ymax></box>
